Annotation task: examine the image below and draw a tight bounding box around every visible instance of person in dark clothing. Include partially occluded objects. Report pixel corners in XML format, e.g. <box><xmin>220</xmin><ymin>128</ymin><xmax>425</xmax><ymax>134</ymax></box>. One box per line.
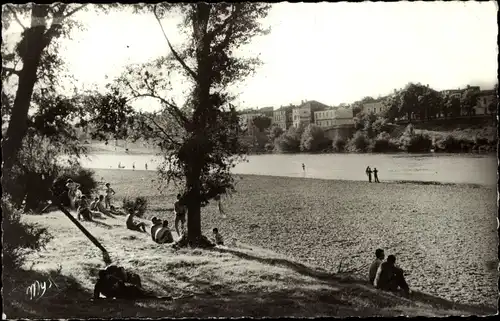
<box><xmin>374</xmin><ymin>255</ymin><xmax>410</xmax><ymax>297</ymax></box>
<box><xmin>94</xmin><ymin>267</ymin><xmax>153</xmax><ymax>300</ymax></box>
<box><xmin>302</xmin><ymin>163</ymin><xmax>306</xmax><ymax>172</ymax></box>
<box><xmin>373</xmin><ymin>167</ymin><xmax>380</xmax><ymax>183</ymax></box>
<box><xmin>365</xmin><ymin>166</ymin><xmax>372</xmax><ymax>182</ymax></box>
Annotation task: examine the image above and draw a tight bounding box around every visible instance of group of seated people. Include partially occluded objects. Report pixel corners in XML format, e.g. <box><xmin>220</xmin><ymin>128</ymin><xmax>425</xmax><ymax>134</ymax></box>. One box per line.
<box><xmin>77</xmin><ymin>194</ymin><xmax>127</xmax><ymax>222</ymax></box>
<box><xmin>368</xmin><ymin>248</ymin><xmax>410</xmax><ymax>297</ymax></box>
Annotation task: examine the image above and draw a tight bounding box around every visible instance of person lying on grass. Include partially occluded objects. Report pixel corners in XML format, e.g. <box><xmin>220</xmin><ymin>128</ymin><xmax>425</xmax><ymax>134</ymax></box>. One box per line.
<box><xmin>94</xmin><ymin>266</ymin><xmax>158</xmax><ymax>300</ymax></box>
<box><xmin>374</xmin><ymin>254</ymin><xmax>410</xmax><ymax>297</ymax></box>
<box><xmin>150</xmin><ymin>217</ymin><xmax>163</xmax><ymax>242</ymax></box>
<box><xmin>109</xmin><ymin>205</ymin><xmax>127</xmax><ymax>216</ymax></box>
<box><xmin>154</xmin><ymin>220</ymin><xmax>174</xmax><ymax>244</ymax></box>
<box><xmin>95</xmin><ymin>195</ymin><xmax>117</xmax><ymax>218</ymax></box>
<box><xmin>369</xmin><ymin>248</ymin><xmax>385</xmax><ymax>285</ymax></box>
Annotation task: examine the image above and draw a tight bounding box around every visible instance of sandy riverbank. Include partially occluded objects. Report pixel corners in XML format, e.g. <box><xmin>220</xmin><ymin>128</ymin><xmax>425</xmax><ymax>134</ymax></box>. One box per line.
<box><xmin>90</xmin><ymin>169</ymin><xmax>498</xmax><ymax>308</ymax></box>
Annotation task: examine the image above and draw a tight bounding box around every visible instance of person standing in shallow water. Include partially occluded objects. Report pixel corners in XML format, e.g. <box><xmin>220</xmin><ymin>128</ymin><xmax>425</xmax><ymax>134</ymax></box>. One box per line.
<box><xmin>302</xmin><ymin>163</ymin><xmax>305</xmax><ymax>172</ymax></box>
<box><xmin>365</xmin><ymin>166</ymin><xmax>372</xmax><ymax>182</ymax></box>
<box><xmin>373</xmin><ymin>167</ymin><xmax>380</xmax><ymax>183</ymax></box>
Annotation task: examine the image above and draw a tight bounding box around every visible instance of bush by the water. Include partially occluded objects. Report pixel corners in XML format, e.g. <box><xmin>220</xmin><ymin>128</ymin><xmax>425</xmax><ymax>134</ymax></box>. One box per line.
<box><xmin>347</xmin><ymin>131</ymin><xmax>370</xmax><ymax>152</ymax></box>
<box><xmin>122</xmin><ymin>196</ymin><xmax>148</xmax><ymax>217</ymax></box>
<box><xmin>332</xmin><ymin>137</ymin><xmax>347</xmax><ymax>152</ymax></box>
<box><xmin>370</xmin><ymin>132</ymin><xmax>400</xmax><ymax>153</ymax></box>
<box><xmin>2</xmin><ymin>196</ymin><xmax>53</xmax><ymax>269</ymax></box>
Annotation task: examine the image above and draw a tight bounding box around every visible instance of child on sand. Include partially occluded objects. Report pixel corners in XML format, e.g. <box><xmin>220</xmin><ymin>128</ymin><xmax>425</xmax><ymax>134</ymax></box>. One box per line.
<box><xmin>213</xmin><ymin>228</ymin><xmax>224</xmax><ymax>246</ymax></box>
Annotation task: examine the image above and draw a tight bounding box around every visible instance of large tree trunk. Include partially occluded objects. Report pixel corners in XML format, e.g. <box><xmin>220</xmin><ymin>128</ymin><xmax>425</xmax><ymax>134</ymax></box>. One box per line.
<box><xmin>2</xmin><ymin>6</ymin><xmax>49</xmax><ymax>184</ymax></box>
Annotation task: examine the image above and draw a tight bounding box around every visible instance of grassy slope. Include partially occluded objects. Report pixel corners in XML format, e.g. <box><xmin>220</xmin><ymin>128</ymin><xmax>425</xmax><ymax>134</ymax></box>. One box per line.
<box><xmin>3</xmin><ymin>170</ymin><xmax>496</xmax><ymax>318</ymax></box>
<box><xmin>4</xmin><ymin>213</ymin><xmax>494</xmax><ymax>318</ymax></box>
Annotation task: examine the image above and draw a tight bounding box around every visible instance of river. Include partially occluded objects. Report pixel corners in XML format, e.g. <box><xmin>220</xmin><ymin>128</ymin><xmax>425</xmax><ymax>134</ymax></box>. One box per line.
<box><xmin>77</xmin><ymin>152</ymin><xmax>497</xmax><ymax>186</ymax></box>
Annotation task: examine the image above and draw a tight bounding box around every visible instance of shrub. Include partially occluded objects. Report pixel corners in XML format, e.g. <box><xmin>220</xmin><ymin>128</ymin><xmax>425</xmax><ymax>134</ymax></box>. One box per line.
<box><xmin>300</xmin><ymin>124</ymin><xmax>330</xmax><ymax>152</ymax></box>
<box><xmin>52</xmin><ymin>165</ymin><xmax>99</xmax><ymax>207</ymax></box>
<box><xmin>2</xmin><ymin>196</ymin><xmax>53</xmax><ymax>270</ymax></box>
<box><xmin>332</xmin><ymin>137</ymin><xmax>347</xmax><ymax>152</ymax></box>
<box><xmin>370</xmin><ymin>132</ymin><xmax>400</xmax><ymax>153</ymax></box>
<box><xmin>122</xmin><ymin>196</ymin><xmax>148</xmax><ymax>217</ymax></box>
<box><xmin>399</xmin><ymin>132</ymin><xmax>432</xmax><ymax>153</ymax></box>
<box><xmin>347</xmin><ymin>131</ymin><xmax>371</xmax><ymax>152</ymax></box>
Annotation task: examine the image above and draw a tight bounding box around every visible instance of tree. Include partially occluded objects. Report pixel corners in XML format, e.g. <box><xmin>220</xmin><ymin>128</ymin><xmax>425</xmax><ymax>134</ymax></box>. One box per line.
<box><xmin>268</xmin><ymin>125</ymin><xmax>284</xmax><ymax>141</ymax></box>
<box><xmin>274</xmin><ymin>125</ymin><xmax>303</xmax><ymax>153</ymax></box>
<box><xmin>443</xmin><ymin>94</ymin><xmax>461</xmax><ymax>118</ymax></box>
<box><xmin>1</xmin><ymin>4</ymin><xmax>122</xmax><ymax>192</ymax></box>
<box><xmin>114</xmin><ymin>3</ymin><xmax>271</xmax><ymax>247</ymax></box>
<box><xmin>461</xmin><ymin>87</ymin><xmax>479</xmax><ymax>117</ymax></box>
<box><xmin>252</xmin><ymin>115</ymin><xmax>271</xmax><ymax>132</ymax></box>
<box><xmin>397</xmin><ymin>83</ymin><xmax>428</xmax><ymax>121</ymax></box>
<box><xmin>300</xmin><ymin>124</ymin><xmax>330</xmax><ymax>152</ymax></box>
<box><xmin>1</xmin><ymin>4</ymin><xmax>92</xmax><ymax>182</ymax></box>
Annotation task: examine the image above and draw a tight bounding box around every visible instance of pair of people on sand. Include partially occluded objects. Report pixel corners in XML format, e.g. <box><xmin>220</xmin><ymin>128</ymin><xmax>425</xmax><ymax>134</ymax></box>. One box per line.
<box><xmin>368</xmin><ymin>248</ymin><xmax>410</xmax><ymax>297</ymax></box>
<box><xmin>365</xmin><ymin>166</ymin><xmax>380</xmax><ymax>183</ymax></box>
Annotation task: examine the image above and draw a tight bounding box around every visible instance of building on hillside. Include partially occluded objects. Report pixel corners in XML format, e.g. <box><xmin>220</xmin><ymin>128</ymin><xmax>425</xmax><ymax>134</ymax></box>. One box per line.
<box><xmin>238</xmin><ymin>112</ymin><xmax>260</xmax><ymax>136</ymax></box>
<box><xmin>258</xmin><ymin>106</ymin><xmax>274</xmax><ymax>118</ymax></box>
<box><xmin>238</xmin><ymin>106</ymin><xmax>274</xmax><ymax>135</ymax></box>
<box><xmin>292</xmin><ymin>100</ymin><xmax>329</xmax><ymax>128</ymax></box>
<box><xmin>314</xmin><ymin>108</ymin><xmax>354</xmax><ymax>128</ymax></box>
<box><xmin>273</xmin><ymin>105</ymin><xmax>294</xmax><ymax>130</ymax></box>
<box><xmin>475</xmin><ymin>89</ymin><xmax>497</xmax><ymax>115</ymax></box>
<box><xmin>361</xmin><ymin>101</ymin><xmax>387</xmax><ymax>115</ymax></box>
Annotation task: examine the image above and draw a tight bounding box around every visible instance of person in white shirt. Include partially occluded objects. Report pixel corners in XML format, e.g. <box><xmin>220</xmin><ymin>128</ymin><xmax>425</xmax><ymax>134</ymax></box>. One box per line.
<box><xmin>65</xmin><ymin>179</ymin><xmax>80</xmax><ymax>209</ymax></box>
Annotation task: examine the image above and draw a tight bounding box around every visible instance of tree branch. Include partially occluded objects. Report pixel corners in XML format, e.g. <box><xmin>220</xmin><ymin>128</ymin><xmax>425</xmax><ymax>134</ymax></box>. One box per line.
<box><xmin>140</xmin><ymin>112</ymin><xmax>181</xmax><ymax>147</ymax></box>
<box><xmin>153</xmin><ymin>4</ymin><xmax>198</xmax><ymax>80</ymax></box>
<box><xmin>6</xmin><ymin>5</ymin><xmax>27</xmax><ymax>30</ymax></box>
<box><xmin>2</xmin><ymin>66</ymin><xmax>21</xmax><ymax>77</ymax></box>
<box><xmin>61</xmin><ymin>4</ymin><xmax>88</xmax><ymax>20</ymax></box>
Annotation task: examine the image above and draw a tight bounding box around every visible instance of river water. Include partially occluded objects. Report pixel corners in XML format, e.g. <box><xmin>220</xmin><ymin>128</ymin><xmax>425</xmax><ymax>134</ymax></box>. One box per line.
<box><xmin>78</xmin><ymin>152</ymin><xmax>497</xmax><ymax>186</ymax></box>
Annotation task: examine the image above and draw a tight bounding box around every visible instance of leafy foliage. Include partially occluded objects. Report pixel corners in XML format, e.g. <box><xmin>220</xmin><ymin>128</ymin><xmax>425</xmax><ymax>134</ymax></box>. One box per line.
<box><xmin>2</xmin><ymin>195</ymin><xmax>53</xmax><ymax>270</ymax></box>
<box><xmin>300</xmin><ymin>124</ymin><xmax>331</xmax><ymax>152</ymax></box>
<box><xmin>252</xmin><ymin>115</ymin><xmax>272</xmax><ymax>132</ymax></box>
<box><xmin>347</xmin><ymin>131</ymin><xmax>370</xmax><ymax>152</ymax></box>
<box><xmin>109</xmin><ymin>3</ymin><xmax>271</xmax><ymax>244</ymax></box>
<box><xmin>122</xmin><ymin>196</ymin><xmax>148</xmax><ymax>217</ymax></box>
<box><xmin>332</xmin><ymin>137</ymin><xmax>347</xmax><ymax>152</ymax></box>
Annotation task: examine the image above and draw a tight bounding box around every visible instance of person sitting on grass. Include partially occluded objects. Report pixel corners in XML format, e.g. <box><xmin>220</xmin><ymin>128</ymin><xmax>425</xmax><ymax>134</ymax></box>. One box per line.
<box><xmin>126</xmin><ymin>210</ymin><xmax>147</xmax><ymax>232</ymax></box>
<box><xmin>150</xmin><ymin>217</ymin><xmax>163</xmax><ymax>242</ymax></box>
<box><xmin>89</xmin><ymin>197</ymin><xmax>99</xmax><ymax>211</ymax></box>
<box><xmin>95</xmin><ymin>195</ymin><xmax>116</xmax><ymax>218</ymax></box>
<box><xmin>369</xmin><ymin>248</ymin><xmax>385</xmax><ymax>285</ymax></box>
<box><xmin>77</xmin><ymin>196</ymin><xmax>94</xmax><ymax>221</ymax></box>
<box><xmin>374</xmin><ymin>254</ymin><xmax>410</xmax><ymax>297</ymax></box>
<box><xmin>213</xmin><ymin>227</ymin><xmax>224</xmax><ymax>246</ymax></box>
<box><xmin>109</xmin><ymin>205</ymin><xmax>127</xmax><ymax>216</ymax></box>
<box><xmin>154</xmin><ymin>220</ymin><xmax>174</xmax><ymax>244</ymax></box>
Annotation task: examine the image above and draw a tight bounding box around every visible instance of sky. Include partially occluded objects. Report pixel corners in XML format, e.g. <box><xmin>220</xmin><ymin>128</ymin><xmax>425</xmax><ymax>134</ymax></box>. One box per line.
<box><xmin>4</xmin><ymin>2</ymin><xmax>499</xmax><ymax>111</ymax></box>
